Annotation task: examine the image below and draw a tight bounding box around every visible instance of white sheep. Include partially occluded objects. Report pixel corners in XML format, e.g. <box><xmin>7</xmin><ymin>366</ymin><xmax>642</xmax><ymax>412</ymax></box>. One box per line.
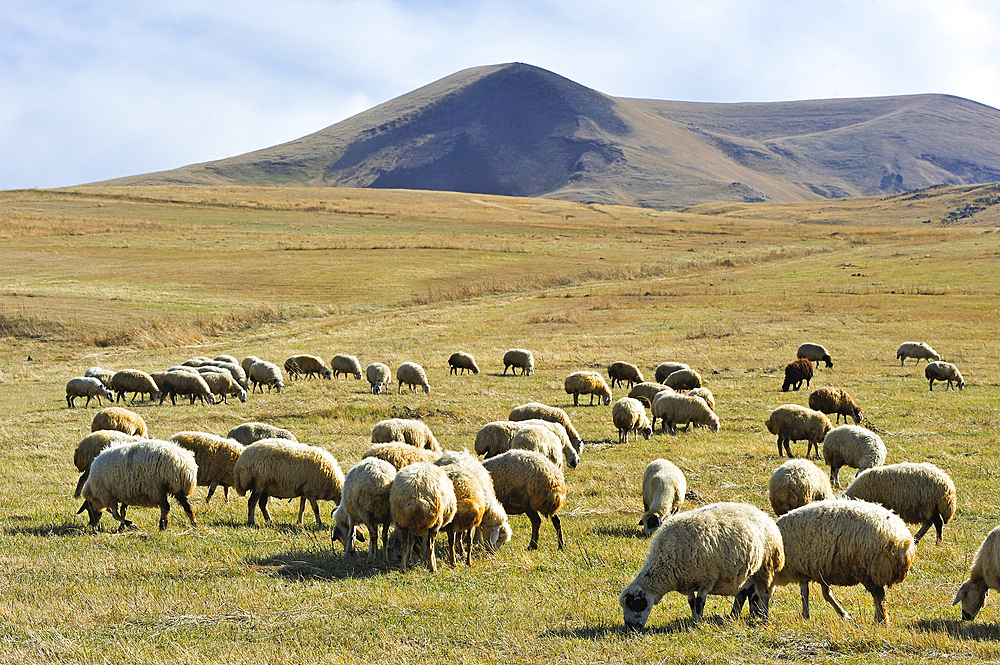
<box><xmin>608</xmin><ymin>361</ymin><xmax>644</xmax><ymax>389</ymax></box>
<box><xmin>764</xmin><ymin>404</ymin><xmax>832</xmax><ymax>458</ymax></box>
<box><xmin>768</xmin><ymin>459</ymin><xmax>833</xmax><ymax>516</ymax></box>
<box><xmin>198</xmin><ymin>370</ymin><xmax>247</xmax><ymax>404</ymax></box>
<box><xmin>284</xmin><ymin>354</ymin><xmax>332</xmax><ymax>380</ymax></box>
<box><xmin>509</xmin><ymin>402</ymin><xmax>583</xmax><ymax>453</ymax></box>
<box><xmin>620</xmin><ymin>502</ymin><xmax>784</xmax><ymax>627</ymax></box>
<box><xmin>66</xmin><ymin>377</ymin><xmax>115</xmax><ymax>408</ymax></box>
<box><xmin>214</xmin><ymin>354</ymin><xmax>240</xmax><ymax>366</ymax></box>
<box><xmin>196</xmin><ymin>359</ymin><xmax>248</xmax><ymax>389</ymax></box>
<box><xmin>481</xmin><ymin>450</ymin><xmax>566</xmax><ymax>550</ymax></box>
<box><xmin>822</xmin><ymin>424</ymin><xmax>886</xmax><ymax>488</ymax></box>
<box><xmin>808</xmin><ymin>387</ymin><xmax>862</xmax><ymax>424</ymax></box>
<box><xmin>686</xmin><ymin>387</ymin><xmax>715</xmax><ymax>412</ymax></box>
<box><xmin>362</xmin><ymin>442</ymin><xmax>442</xmax><ymax>469</ymax></box>
<box><xmin>109</xmin><ymin>369</ymin><xmax>161</xmax><ymax>404</ymax></box>
<box><xmin>396</xmin><ymin>361</ymin><xmax>430</xmax><ymax>394</ymax></box>
<box><xmin>474</xmin><ymin>420</ymin><xmax>579</xmax><ymax>470</ymax></box>
<box><xmin>564</xmin><ymin>370</ymin><xmax>613</xmax><ymax>406</ymax></box>
<box><xmin>240</xmin><ymin>355</ymin><xmax>263</xmax><ymax>379</ymax></box>
<box><xmin>844</xmin><ymin>462</ymin><xmax>957</xmax><ymax>543</ymax></box>
<box><xmin>331</xmin><ymin>457</ymin><xmax>396</xmax><ymax>563</ymax></box>
<box><xmin>435</xmin><ymin>449</ymin><xmax>511</xmax><ymax>553</ymax></box>
<box><xmin>371</xmin><ymin>418</ymin><xmax>441</xmax><ymax>451</ymax></box>
<box><xmin>509</xmin><ymin>424</ymin><xmax>571</xmax><ymax>469</ymax></box>
<box><xmin>168</xmin><ymin>431</ymin><xmax>245</xmax><ymax>503</ymax></box>
<box><xmin>157</xmin><ymin>370</ymin><xmax>217</xmax><ymax>406</ymax></box>
<box><xmin>78</xmin><ymin>439</ymin><xmax>198</xmax><ymax>531</ymax></box>
<box><xmin>448</xmin><ymin>352</ymin><xmax>480</xmax><ymax>375</ymax></box>
<box><xmin>651</xmin><ymin>392</ymin><xmax>720</xmax><ymax>435</ymax></box>
<box><xmin>389</xmin><ymin>461</ymin><xmax>457</xmax><ymax>573</ymax></box>
<box><xmin>925</xmin><ymin>361</ymin><xmax>966</xmax><ymax>391</ymax></box>
<box><xmin>91</xmin><ymin>406</ymin><xmax>148</xmax><ymax>438</ymax></box>
<box><xmin>654</xmin><ymin>362</ymin><xmax>689</xmax><ymax>384</ymax></box>
<box><xmin>439</xmin><ymin>463</ymin><xmax>487</xmax><ymax>566</ymax></box>
<box><xmin>502</xmin><ymin>348</ymin><xmax>534</xmax><ymax>376</ymax></box>
<box><xmin>797</xmin><ymin>342</ymin><xmax>834</xmax><ymax>368</ymax></box>
<box><xmin>954</xmin><ymin>526</ymin><xmax>1000</xmax><ymax>621</ymax></box>
<box><xmin>639</xmin><ymin>459</ymin><xmax>686</xmax><ymax>536</ymax></box>
<box><xmin>897</xmin><ymin>341</ymin><xmax>940</xmax><ymax>366</ymax></box>
<box><xmin>664</xmin><ymin>368</ymin><xmax>702</xmax><ymax>391</ymax></box>
<box><xmin>612</xmin><ymin>397</ymin><xmax>653</xmax><ymax>444</ymax></box>
<box><xmin>627</xmin><ymin>382</ymin><xmax>672</xmax><ymax>408</ymax></box>
<box><xmin>365</xmin><ymin>362</ymin><xmax>392</xmax><ymax>394</ymax></box>
<box><xmin>248</xmin><ymin>361</ymin><xmax>285</xmax><ymax>393</ymax></box>
<box><xmin>73</xmin><ymin>430</ymin><xmax>142</xmax><ymax>497</ymax></box>
<box><xmin>232</xmin><ymin>439</ymin><xmax>345</xmax><ymax>527</ymax></box>
<box><xmin>84</xmin><ymin>366</ymin><xmax>115</xmax><ymax>388</ymax></box>
<box><xmin>226</xmin><ymin>422</ymin><xmax>297</xmax><ymax>446</ymax></box>
<box><xmin>331</xmin><ymin>353</ymin><xmax>363</xmax><ymax>380</ymax></box>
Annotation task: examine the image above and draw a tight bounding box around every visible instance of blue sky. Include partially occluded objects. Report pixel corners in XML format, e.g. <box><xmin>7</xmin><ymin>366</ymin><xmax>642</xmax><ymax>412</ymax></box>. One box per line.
<box><xmin>2</xmin><ymin>0</ymin><xmax>999</xmax><ymax>189</ymax></box>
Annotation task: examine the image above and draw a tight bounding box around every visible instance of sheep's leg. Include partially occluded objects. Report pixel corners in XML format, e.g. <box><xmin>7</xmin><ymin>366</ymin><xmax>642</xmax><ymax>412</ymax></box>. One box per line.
<box><xmin>247</xmin><ymin>491</ymin><xmax>261</xmax><ymax>526</ymax></box>
<box><xmin>427</xmin><ymin>529</ymin><xmax>439</xmax><ymax>573</ymax></box>
<box><xmin>401</xmin><ymin>530</ymin><xmax>411</xmax><ymax>569</ymax></box>
<box><xmin>551</xmin><ymin>514</ymin><xmax>564</xmax><ymax>550</ymax></box>
<box><xmin>688</xmin><ymin>590</ymin><xmax>708</xmax><ymax>622</ymax></box>
<box><xmin>526</xmin><ymin>510</ymin><xmax>543</xmax><ymax>550</ymax></box>
<box><xmin>364</xmin><ymin>515</ymin><xmax>377</xmax><ymax>563</ymax></box>
<box><xmin>863</xmin><ymin>581</ymin><xmax>887</xmax><ymax>623</ymax></box>
<box><xmin>446</xmin><ymin>527</ymin><xmax>457</xmax><ymax>567</ymax></box>
<box><xmin>819</xmin><ymin>582</ymin><xmax>850</xmax><ymax>619</ymax></box>
<box><xmin>573</xmin><ymin>393</ymin><xmax>579</xmax><ymax>406</ymax></box>
<box><xmin>309</xmin><ymin>497</ymin><xmax>323</xmax><ymax>527</ymax></box>
<box><xmin>830</xmin><ymin>467</ymin><xmax>840</xmax><ymax>489</ymax></box>
<box><xmin>74</xmin><ymin>471</ymin><xmax>89</xmax><ymax>499</ymax></box>
<box><xmin>381</xmin><ymin>521</ymin><xmax>391</xmax><ymax>565</ymax></box>
<box><xmin>175</xmin><ymin>492</ymin><xmax>196</xmax><ymax>527</ymax></box>
<box><xmin>258</xmin><ymin>492</ymin><xmax>272</xmax><ymax>523</ymax></box>
<box><xmin>464</xmin><ymin>531</ymin><xmax>473</xmax><ymax>567</ymax></box>
<box><xmin>206</xmin><ymin>483</ymin><xmax>217</xmax><ymax>504</ymax></box>
<box><xmin>798</xmin><ymin>581</ymin><xmax>811</xmax><ymax>619</ymax></box>
<box><xmin>934</xmin><ymin>511</ymin><xmax>945</xmax><ymax>542</ymax></box>
<box><xmin>731</xmin><ymin>582</ymin><xmax>751</xmax><ymax>617</ymax></box>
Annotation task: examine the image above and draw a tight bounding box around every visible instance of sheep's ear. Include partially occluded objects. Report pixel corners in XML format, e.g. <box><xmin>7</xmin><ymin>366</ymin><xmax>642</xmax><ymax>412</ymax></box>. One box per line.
<box><xmin>954</xmin><ymin>582</ymin><xmax>970</xmax><ymax>605</ymax></box>
<box><xmin>77</xmin><ymin>500</ymin><xmax>89</xmax><ymax>514</ymax></box>
<box><xmin>354</xmin><ymin>526</ymin><xmax>366</xmax><ymax>543</ymax></box>
<box><xmin>488</xmin><ymin>527</ymin><xmax>500</xmax><ymax>546</ymax></box>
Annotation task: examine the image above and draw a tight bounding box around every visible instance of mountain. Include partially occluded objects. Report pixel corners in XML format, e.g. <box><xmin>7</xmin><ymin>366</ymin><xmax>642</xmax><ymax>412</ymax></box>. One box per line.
<box><xmin>95</xmin><ymin>63</ymin><xmax>1000</xmax><ymax>209</ymax></box>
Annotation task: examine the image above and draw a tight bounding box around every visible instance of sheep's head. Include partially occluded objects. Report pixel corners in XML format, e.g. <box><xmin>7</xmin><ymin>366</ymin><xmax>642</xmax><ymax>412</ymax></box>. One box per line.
<box><xmin>641</xmin><ymin>425</ymin><xmax>653</xmax><ymax>440</ymax></box>
<box><xmin>620</xmin><ymin>584</ymin><xmax>656</xmax><ymax>629</ymax></box>
<box><xmin>236</xmin><ymin>389</ymin><xmax>247</xmax><ymax>403</ymax></box>
<box><xmin>954</xmin><ymin>578</ymin><xmax>989</xmax><ymax>621</ymax></box>
<box><xmin>639</xmin><ymin>513</ymin><xmax>661</xmax><ymax>537</ymax></box>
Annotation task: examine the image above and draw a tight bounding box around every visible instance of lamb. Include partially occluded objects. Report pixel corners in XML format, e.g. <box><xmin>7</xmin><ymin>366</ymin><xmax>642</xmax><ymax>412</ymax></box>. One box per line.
<box><xmin>331</xmin><ymin>457</ymin><xmax>396</xmax><ymax>564</ymax></box>
<box><xmin>564</xmin><ymin>370</ymin><xmax>613</xmax><ymax>406</ymax></box>
<box><xmin>78</xmin><ymin>439</ymin><xmax>198</xmax><ymax>531</ymax></box>
<box><xmin>764</xmin><ymin>404</ymin><xmax>832</xmax><ymax>458</ymax></box>
<box><xmin>797</xmin><ymin>342</ymin><xmax>834</xmax><ymax>368</ymax></box>
<box><xmin>84</xmin><ymin>366</ymin><xmax>115</xmax><ymax>388</ymax></box>
<box><xmin>227</xmin><ymin>422</ymin><xmax>297</xmax><ymax>446</ymax></box>
<box><xmin>435</xmin><ymin>449</ymin><xmax>511</xmax><ymax>553</ymax></box>
<box><xmin>371</xmin><ymin>418</ymin><xmax>441</xmax><ymax>451</ymax></box>
<box><xmin>664</xmin><ymin>368</ymin><xmax>702</xmax><ymax>391</ymax></box>
<box><xmin>650</xmin><ymin>391</ymin><xmax>720</xmax><ymax>435</ymax></box>
<box><xmin>782</xmin><ymin>358</ymin><xmax>814</xmax><ymax>392</ymax></box>
<box><xmin>331</xmin><ymin>353</ymin><xmax>363</xmax><ymax>380</ymax></box>
<box><xmin>396</xmin><ymin>361</ymin><xmax>430</xmax><ymax>394</ymax></box>
<box><xmin>620</xmin><ymin>502</ymin><xmax>784</xmax><ymax>627</ymax></box>
<box><xmin>654</xmin><ymin>362</ymin><xmax>690</xmax><ymax>384</ymax></box>
<box><xmin>448</xmin><ymin>352</ymin><xmax>480</xmax><ymax>375</ymax></box>
<box><xmin>439</xmin><ymin>463</ymin><xmax>487</xmax><ymax>566</ymax></box>
<box><xmin>157</xmin><ymin>370</ymin><xmax>217</xmax><ymax>406</ymax></box>
<box><xmin>389</xmin><ymin>461</ymin><xmax>457</xmax><ymax>573</ymax></box>
<box><xmin>362</xmin><ymin>442</ymin><xmax>442</xmax><ymax>469</ymax></box>
<box><xmin>844</xmin><ymin>462</ymin><xmax>956</xmax><ymax>543</ymax></box>
<box><xmin>474</xmin><ymin>420</ymin><xmax>579</xmax><ymax>469</ymax></box>
<box><xmin>808</xmin><ymin>386</ymin><xmax>862</xmax><ymax>424</ymax></box>
<box><xmin>240</xmin><ymin>355</ymin><xmax>263</xmax><ymax>378</ymax></box>
<box><xmin>954</xmin><ymin>526</ymin><xmax>1000</xmax><ymax>621</ymax></box>
<box><xmin>109</xmin><ymin>369</ymin><xmax>161</xmax><ymax>404</ymax></box>
<box><xmin>73</xmin><ymin>430</ymin><xmax>142</xmax><ymax>497</ymax></box>
<box><xmin>481</xmin><ymin>450</ymin><xmax>566</xmax><ymax>550</ymax></box>
<box><xmin>91</xmin><ymin>406</ymin><xmax>148</xmax><ymax>438</ymax></box>
<box><xmin>365</xmin><ymin>362</ymin><xmax>392</xmax><ymax>394</ymax></box>
<box><xmin>248</xmin><ymin>360</ymin><xmax>284</xmax><ymax>393</ymax></box>
<box><xmin>613</xmin><ymin>397</ymin><xmax>653</xmax><ymax>444</ymax></box>
<box><xmin>608</xmin><ymin>361</ymin><xmax>644</xmax><ymax>389</ymax></box>
<box><xmin>509</xmin><ymin>402</ymin><xmax>583</xmax><ymax>453</ymax></box>
<box><xmin>284</xmin><ymin>354</ymin><xmax>332</xmax><ymax>380</ymax></box>
<box><xmin>168</xmin><ymin>431</ymin><xmax>245</xmax><ymax>503</ymax></box>
<box><xmin>198</xmin><ymin>370</ymin><xmax>247</xmax><ymax>404</ymax></box>
<box><xmin>639</xmin><ymin>459</ymin><xmax>686</xmax><ymax>536</ymax></box>
<box><xmin>66</xmin><ymin>377</ymin><xmax>115</xmax><ymax>408</ymax></box>
<box><xmin>768</xmin><ymin>459</ymin><xmax>833</xmax><ymax>516</ymax></box>
<box><xmin>687</xmin><ymin>387</ymin><xmax>715</xmax><ymax>412</ymax></box>
<box><xmin>925</xmin><ymin>360</ymin><xmax>966</xmax><ymax>391</ymax></box>
<box><xmin>822</xmin><ymin>425</ymin><xmax>886</xmax><ymax>488</ymax></box>
<box><xmin>232</xmin><ymin>438</ymin><xmax>345</xmax><ymax>527</ymax></box>
<box><xmin>627</xmin><ymin>382</ymin><xmax>672</xmax><ymax>408</ymax></box>
<box><xmin>897</xmin><ymin>341</ymin><xmax>940</xmax><ymax>366</ymax></box>
<box><xmin>502</xmin><ymin>348</ymin><xmax>534</xmax><ymax>376</ymax></box>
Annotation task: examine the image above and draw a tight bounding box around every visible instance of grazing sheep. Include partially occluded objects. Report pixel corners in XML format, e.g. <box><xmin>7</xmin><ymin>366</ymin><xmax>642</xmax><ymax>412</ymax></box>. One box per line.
<box><xmin>78</xmin><ymin>439</ymin><xmax>198</xmax><ymax>531</ymax></box>
<box><xmin>509</xmin><ymin>402</ymin><xmax>583</xmax><ymax>453</ymax></box>
<box><xmin>608</xmin><ymin>361</ymin><xmax>644</xmax><ymax>389</ymax></box>
<box><xmin>651</xmin><ymin>392</ymin><xmax>720</xmax><ymax>435</ymax></box>
<box><xmin>371</xmin><ymin>418</ymin><xmax>440</xmax><ymax>452</ymax></box>
<box><xmin>822</xmin><ymin>425</ymin><xmax>886</xmax><ymax>488</ymax></box>
<box><xmin>613</xmin><ymin>397</ymin><xmax>653</xmax><ymax>444</ymax></box>
<box><xmin>196</xmin><ymin>360</ymin><xmax>248</xmax><ymax>389</ymax></box>
<box><xmin>198</xmin><ymin>370</ymin><xmax>247</xmax><ymax>404</ymax></box>
<box><xmin>214</xmin><ymin>354</ymin><xmax>240</xmax><ymax>366</ymax></box>
<box><xmin>365</xmin><ymin>362</ymin><xmax>392</xmax><ymax>394</ymax></box>
<box><xmin>73</xmin><ymin>430</ymin><xmax>142</xmax><ymax>497</ymax></box>
<box><xmin>439</xmin><ymin>463</ymin><xmax>487</xmax><ymax>566</ymax></box>
<box><xmin>808</xmin><ymin>387</ymin><xmax>862</xmax><ymax>424</ymax></box>
<box><xmin>396</xmin><ymin>361</ymin><xmax>430</xmax><ymax>394</ymax></box>
<box><xmin>66</xmin><ymin>377</ymin><xmax>115</xmax><ymax>408</ymax></box>
<box><xmin>84</xmin><ymin>366</ymin><xmax>115</xmax><ymax>388</ymax></box>
<box><xmin>782</xmin><ymin>358</ymin><xmax>814</xmax><ymax>392</ymax></box>
<box><xmin>765</xmin><ymin>404</ymin><xmax>832</xmax><ymax>458</ymax></box>
<box><xmin>664</xmin><ymin>368</ymin><xmax>702</xmax><ymax>391</ymax></box>
<box><xmin>639</xmin><ymin>459</ymin><xmax>687</xmax><ymax>536</ymax></box>
<box><xmin>482</xmin><ymin>450</ymin><xmax>565</xmax><ymax>550</ymax></box>
<box><xmin>284</xmin><ymin>354</ymin><xmax>332</xmax><ymax>380</ymax></box>
<box><xmin>227</xmin><ymin>422</ymin><xmax>297</xmax><ymax>446</ymax></box>
<box><xmin>474</xmin><ymin>420</ymin><xmax>579</xmax><ymax>469</ymax></box>
<box><xmin>954</xmin><ymin>526</ymin><xmax>1000</xmax><ymax>621</ymax></box>
<box><xmin>448</xmin><ymin>352</ymin><xmax>480</xmax><ymax>375</ymax></box>
<box><xmin>389</xmin><ymin>462</ymin><xmax>457</xmax><ymax>573</ymax></box>
<box><xmin>502</xmin><ymin>348</ymin><xmax>534</xmax><ymax>376</ymax></box>
<box><xmin>621</xmin><ymin>502</ymin><xmax>784</xmax><ymax>627</ymax></box>
<box><xmin>182</xmin><ymin>357</ymin><xmax>212</xmax><ymax>367</ymax></box>
<box><xmin>687</xmin><ymin>387</ymin><xmax>715</xmax><ymax>412</ymax></box>
<box><xmin>168</xmin><ymin>431</ymin><xmax>245</xmax><ymax>503</ymax></box>
<box><xmin>654</xmin><ymin>362</ymin><xmax>690</xmax><ymax>384</ymax></box>
<box><xmin>509</xmin><ymin>424</ymin><xmax>571</xmax><ymax>470</ymax></box>
<box><xmin>331</xmin><ymin>457</ymin><xmax>396</xmax><ymax>563</ymax></box>
<box><xmin>362</xmin><ymin>442</ymin><xmax>442</xmax><ymax>469</ymax></box>
<box><xmin>797</xmin><ymin>342</ymin><xmax>834</xmax><ymax>369</ymax></box>
<box><xmin>925</xmin><ymin>361</ymin><xmax>966</xmax><ymax>391</ymax></box>
<box><xmin>109</xmin><ymin>369</ymin><xmax>161</xmax><ymax>404</ymax></box>
<box><xmin>844</xmin><ymin>462</ymin><xmax>956</xmax><ymax>543</ymax></box>
<box><xmin>157</xmin><ymin>370</ymin><xmax>217</xmax><ymax>406</ymax></box>
<box><xmin>331</xmin><ymin>353</ymin><xmax>364</xmax><ymax>380</ymax></box>
<box><xmin>564</xmin><ymin>370</ymin><xmax>613</xmax><ymax>406</ymax></box>
<box><xmin>248</xmin><ymin>361</ymin><xmax>285</xmax><ymax>393</ymax></box>
<box><xmin>768</xmin><ymin>459</ymin><xmax>833</xmax><ymax>517</ymax></box>
<box><xmin>897</xmin><ymin>341</ymin><xmax>940</xmax><ymax>366</ymax></box>
<box><xmin>435</xmin><ymin>449</ymin><xmax>511</xmax><ymax>554</ymax></box>
<box><xmin>91</xmin><ymin>406</ymin><xmax>148</xmax><ymax>438</ymax></box>
<box><xmin>627</xmin><ymin>382</ymin><xmax>673</xmax><ymax>407</ymax></box>
<box><xmin>233</xmin><ymin>439</ymin><xmax>345</xmax><ymax>527</ymax></box>
<box><xmin>240</xmin><ymin>355</ymin><xmax>263</xmax><ymax>379</ymax></box>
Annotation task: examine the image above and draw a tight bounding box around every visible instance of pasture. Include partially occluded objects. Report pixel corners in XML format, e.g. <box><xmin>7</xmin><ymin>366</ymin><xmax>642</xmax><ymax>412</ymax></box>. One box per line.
<box><xmin>1</xmin><ymin>183</ymin><xmax>999</xmax><ymax>663</ymax></box>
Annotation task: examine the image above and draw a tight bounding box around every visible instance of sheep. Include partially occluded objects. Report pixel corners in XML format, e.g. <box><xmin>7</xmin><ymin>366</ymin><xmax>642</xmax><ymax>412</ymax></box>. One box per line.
<box><xmin>439</xmin><ymin>463</ymin><xmax>487</xmax><ymax>566</ymax></box>
<box><xmin>214</xmin><ymin>354</ymin><xmax>240</xmax><ymax>366</ymax></box>
<box><xmin>654</xmin><ymin>362</ymin><xmax>689</xmax><ymax>384</ymax></box>
<box><xmin>764</xmin><ymin>404</ymin><xmax>832</xmax><ymax>458</ymax></box>
<box><xmin>331</xmin><ymin>457</ymin><xmax>396</xmax><ymax>564</ymax></box>
<box><xmin>502</xmin><ymin>348</ymin><xmax>534</xmax><ymax>376</ymax></box>
<box><xmin>396</xmin><ymin>361</ymin><xmax>430</xmax><ymax>394</ymax></box>
<box><xmin>284</xmin><ymin>354</ymin><xmax>332</xmax><ymax>380</ymax></box>
<box><xmin>232</xmin><ymin>438</ymin><xmax>345</xmax><ymax>527</ymax></box>
<box><xmin>768</xmin><ymin>459</ymin><xmax>833</xmax><ymax>516</ymax></box>
<box><xmin>362</xmin><ymin>442</ymin><xmax>442</xmax><ymax>469</ymax></box>
<box><xmin>109</xmin><ymin>369</ymin><xmax>161</xmax><ymax>404</ymax></box>
<box><xmin>78</xmin><ymin>439</ymin><xmax>198</xmax><ymax>531</ymax></box>
<box><xmin>157</xmin><ymin>370</ymin><xmax>217</xmax><ymax>406</ymax></box>
<box><xmin>434</xmin><ymin>449</ymin><xmax>511</xmax><ymax>553</ymax></box>
<box><xmin>91</xmin><ymin>406</ymin><xmax>148</xmax><ymax>438</ymax></box>
<box><xmin>227</xmin><ymin>422</ymin><xmax>297</xmax><ymax>446</ymax></box>
<box><xmin>247</xmin><ymin>361</ymin><xmax>284</xmax><ymax>393</ymax></box>
<box><xmin>84</xmin><ymin>366</ymin><xmax>115</xmax><ymax>388</ymax></box>
<box><xmin>196</xmin><ymin>359</ymin><xmax>248</xmax><ymax>389</ymax></box>
<box><xmin>687</xmin><ymin>387</ymin><xmax>715</xmax><ymax>412</ymax></box>
<box><xmin>389</xmin><ymin>461</ymin><xmax>457</xmax><ymax>573</ymax></box>
<box><xmin>639</xmin><ymin>459</ymin><xmax>686</xmax><ymax>536</ymax></box>
<box><xmin>797</xmin><ymin>342</ymin><xmax>834</xmax><ymax>369</ymax></box>
<box><xmin>481</xmin><ymin>450</ymin><xmax>565</xmax><ymax>550</ymax></box>
<box><xmin>651</xmin><ymin>391</ymin><xmax>719</xmax><ymax>435</ymax></box>
<box><xmin>925</xmin><ymin>361</ymin><xmax>966</xmax><ymax>391</ymax></box>
<box><xmin>73</xmin><ymin>430</ymin><xmax>142</xmax><ymax>497</ymax></box>
<box><xmin>564</xmin><ymin>370</ymin><xmax>613</xmax><ymax>406</ymax></box>
<box><xmin>448</xmin><ymin>352</ymin><xmax>480</xmax><ymax>375</ymax></box>
<box><xmin>664</xmin><ymin>368</ymin><xmax>703</xmax><ymax>391</ymax></box>
<box><xmin>509</xmin><ymin>424</ymin><xmax>570</xmax><ymax>469</ymax></box>
<box><xmin>66</xmin><ymin>377</ymin><xmax>115</xmax><ymax>408</ymax></box>
<box><xmin>608</xmin><ymin>361</ymin><xmax>644</xmax><ymax>389</ymax></box>
<box><xmin>620</xmin><ymin>502</ymin><xmax>784</xmax><ymax>627</ymax></box>
<box><xmin>627</xmin><ymin>382</ymin><xmax>672</xmax><ymax>408</ymax></box>
<box><xmin>365</xmin><ymin>362</ymin><xmax>392</xmax><ymax>394</ymax></box>
<box><xmin>240</xmin><ymin>355</ymin><xmax>263</xmax><ymax>379</ymax></box>
<box><xmin>808</xmin><ymin>386</ymin><xmax>861</xmax><ymax>424</ymax></box>
<box><xmin>954</xmin><ymin>526</ymin><xmax>1000</xmax><ymax>621</ymax></box>
<box><xmin>168</xmin><ymin>431</ymin><xmax>245</xmax><ymax>503</ymax></box>
<box><xmin>782</xmin><ymin>358</ymin><xmax>814</xmax><ymax>392</ymax></box>
<box><xmin>822</xmin><ymin>425</ymin><xmax>886</xmax><ymax>488</ymax></box>
<box><xmin>613</xmin><ymin>397</ymin><xmax>653</xmax><ymax>444</ymax></box>
<box><xmin>509</xmin><ymin>402</ymin><xmax>583</xmax><ymax>453</ymax></box>
<box><xmin>844</xmin><ymin>462</ymin><xmax>957</xmax><ymax>544</ymax></box>
<box><xmin>371</xmin><ymin>418</ymin><xmax>441</xmax><ymax>452</ymax></box>
<box><xmin>474</xmin><ymin>420</ymin><xmax>579</xmax><ymax>469</ymax></box>
<box><xmin>198</xmin><ymin>370</ymin><xmax>247</xmax><ymax>404</ymax></box>
<box><xmin>182</xmin><ymin>357</ymin><xmax>212</xmax><ymax>367</ymax></box>
<box><xmin>897</xmin><ymin>341</ymin><xmax>940</xmax><ymax>366</ymax></box>
<box><xmin>331</xmin><ymin>353</ymin><xmax>363</xmax><ymax>380</ymax></box>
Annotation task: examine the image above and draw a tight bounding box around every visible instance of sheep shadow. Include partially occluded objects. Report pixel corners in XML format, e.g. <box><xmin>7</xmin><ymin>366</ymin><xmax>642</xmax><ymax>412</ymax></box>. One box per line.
<box><xmin>544</xmin><ymin>614</ymin><xmax>735</xmax><ymax>639</ymax></box>
<box><xmin>591</xmin><ymin>524</ymin><xmax>641</xmax><ymax>539</ymax></box>
<box><xmin>4</xmin><ymin>520</ymin><xmax>93</xmax><ymax>538</ymax></box>
<box><xmin>252</xmin><ymin>548</ymin><xmax>389</xmax><ymax>581</ymax></box>
<box><xmin>911</xmin><ymin>618</ymin><xmax>1000</xmax><ymax>642</ymax></box>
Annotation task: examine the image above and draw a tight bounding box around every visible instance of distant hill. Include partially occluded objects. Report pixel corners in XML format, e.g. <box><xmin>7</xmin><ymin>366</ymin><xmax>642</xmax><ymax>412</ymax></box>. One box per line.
<box><xmin>95</xmin><ymin>63</ymin><xmax>1000</xmax><ymax>209</ymax></box>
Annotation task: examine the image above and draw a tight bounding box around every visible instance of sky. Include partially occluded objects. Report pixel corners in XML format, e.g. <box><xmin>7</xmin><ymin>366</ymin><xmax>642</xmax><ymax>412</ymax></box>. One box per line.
<box><xmin>2</xmin><ymin>0</ymin><xmax>999</xmax><ymax>190</ymax></box>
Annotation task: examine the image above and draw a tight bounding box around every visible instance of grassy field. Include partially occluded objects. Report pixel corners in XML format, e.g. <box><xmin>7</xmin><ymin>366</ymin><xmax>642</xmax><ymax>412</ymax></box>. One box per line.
<box><xmin>1</xmin><ymin>183</ymin><xmax>999</xmax><ymax>664</ymax></box>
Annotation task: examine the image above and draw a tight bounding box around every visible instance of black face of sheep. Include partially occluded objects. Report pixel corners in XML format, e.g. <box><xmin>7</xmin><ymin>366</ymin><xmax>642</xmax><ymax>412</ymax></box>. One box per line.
<box><xmin>621</xmin><ymin>589</ymin><xmax>651</xmax><ymax>629</ymax></box>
